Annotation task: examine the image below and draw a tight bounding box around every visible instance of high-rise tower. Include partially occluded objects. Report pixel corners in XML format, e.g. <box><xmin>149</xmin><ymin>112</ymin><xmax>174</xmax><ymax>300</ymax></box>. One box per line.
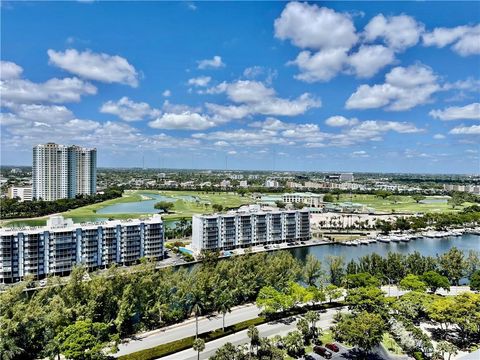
<box><xmin>32</xmin><ymin>143</ymin><xmax>96</xmax><ymax>201</ymax></box>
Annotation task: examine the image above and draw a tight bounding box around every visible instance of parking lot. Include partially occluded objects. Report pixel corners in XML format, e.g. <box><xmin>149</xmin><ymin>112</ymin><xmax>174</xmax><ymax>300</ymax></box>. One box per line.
<box><xmin>303</xmin><ymin>343</ymin><xmax>406</xmax><ymax>360</ymax></box>
<box><xmin>303</xmin><ymin>343</ymin><xmax>350</xmax><ymax>360</ymax></box>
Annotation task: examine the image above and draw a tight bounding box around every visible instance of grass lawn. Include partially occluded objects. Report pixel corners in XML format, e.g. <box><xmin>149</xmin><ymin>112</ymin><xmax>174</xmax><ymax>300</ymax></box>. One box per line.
<box><xmin>2</xmin><ymin>190</ymin><xmax>253</xmax><ymax>227</ymax></box>
<box><xmin>327</xmin><ymin>234</ymin><xmax>361</xmax><ymax>242</ymax></box>
<box><xmin>319</xmin><ymin>330</ymin><xmax>335</xmax><ymax>344</ymax></box>
<box><xmin>157</xmin><ymin>190</ymin><xmax>253</xmax><ymax>220</ymax></box>
<box><xmin>337</xmin><ymin>194</ymin><xmax>473</xmax><ymax>214</ymax></box>
<box><xmin>382</xmin><ymin>333</ymin><xmax>404</xmax><ymax>355</ymax></box>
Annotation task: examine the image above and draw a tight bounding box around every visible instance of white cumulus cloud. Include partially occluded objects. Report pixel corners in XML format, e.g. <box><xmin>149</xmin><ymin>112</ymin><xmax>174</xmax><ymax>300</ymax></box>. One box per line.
<box><xmin>205</xmin><ymin>80</ymin><xmax>320</xmax><ymax>120</ymax></box>
<box><xmin>0</xmin><ymin>61</ymin><xmax>23</xmax><ymax>80</ymax></box>
<box><xmin>197</xmin><ymin>55</ymin><xmax>225</xmax><ymax>69</ymax></box>
<box><xmin>363</xmin><ymin>14</ymin><xmax>424</xmax><ymax>51</ymax></box>
<box><xmin>188</xmin><ymin>76</ymin><xmax>212</xmax><ymax>87</ymax></box>
<box><xmin>274</xmin><ymin>2</ymin><xmax>357</xmax><ymax>50</ymax></box>
<box><xmin>48</xmin><ymin>48</ymin><xmax>139</xmax><ymax>87</ymax></box>
<box><xmin>100</xmin><ymin>97</ymin><xmax>161</xmax><ymax>121</ymax></box>
<box><xmin>429</xmin><ymin>103</ymin><xmax>480</xmax><ymax>121</ymax></box>
<box><xmin>348</xmin><ymin>45</ymin><xmax>395</xmax><ymax>78</ymax></box>
<box><xmin>148</xmin><ymin>112</ymin><xmax>219</xmax><ymax>130</ymax></box>
<box><xmin>423</xmin><ymin>24</ymin><xmax>480</xmax><ymax>56</ymax></box>
<box><xmin>1</xmin><ymin>76</ymin><xmax>97</xmax><ymax>104</ymax></box>
<box><xmin>449</xmin><ymin>125</ymin><xmax>480</xmax><ymax>135</ymax></box>
<box><xmin>325</xmin><ymin>116</ymin><xmax>359</xmax><ymax>127</ymax></box>
<box><xmin>345</xmin><ymin>64</ymin><xmax>441</xmax><ymax>111</ymax></box>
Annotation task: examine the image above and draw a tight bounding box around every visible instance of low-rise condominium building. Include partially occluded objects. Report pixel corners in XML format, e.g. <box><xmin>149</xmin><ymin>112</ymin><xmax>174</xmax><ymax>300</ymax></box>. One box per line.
<box><xmin>192</xmin><ymin>208</ymin><xmax>310</xmax><ymax>253</ymax></box>
<box><xmin>0</xmin><ymin>215</ymin><xmax>164</xmax><ymax>284</ymax></box>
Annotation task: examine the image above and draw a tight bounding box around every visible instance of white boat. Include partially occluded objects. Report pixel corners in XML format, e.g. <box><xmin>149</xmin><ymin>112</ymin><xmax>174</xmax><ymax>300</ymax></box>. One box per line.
<box><xmin>390</xmin><ymin>236</ymin><xmax>401</xmax><ymax>242</ymax></box>
<box><xmin>377</xmin><ymin>236</ymin><xmax>391</xmax><ymax>243</ymax></box>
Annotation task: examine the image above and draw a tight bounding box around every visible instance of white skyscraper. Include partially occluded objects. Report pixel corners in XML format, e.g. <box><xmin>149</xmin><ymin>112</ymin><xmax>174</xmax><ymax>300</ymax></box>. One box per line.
<box><xmin>32</xmin><ymin>143</ymin><xmax>96</xmax><ymax>201</ymax></box>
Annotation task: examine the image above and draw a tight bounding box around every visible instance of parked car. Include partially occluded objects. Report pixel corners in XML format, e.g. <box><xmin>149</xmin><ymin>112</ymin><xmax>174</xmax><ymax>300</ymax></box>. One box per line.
<box><xmin>325</xmin><ymin>343</ymin><xmax>339</xmax><ymax>352</ymax></box>
<box><xmin>304</xmin><ymin>355</ymin><xmax>316</xmax><ymax>360</ymax></box>
<box><xmin>39</xmin><ymin>279</ymin><xmax>47</xmax><ymax>287</ymax></box>
<box><xmin>313</xmin><ymin>346</ymin><xmax>332</xmax><ymax>359</ymax></box>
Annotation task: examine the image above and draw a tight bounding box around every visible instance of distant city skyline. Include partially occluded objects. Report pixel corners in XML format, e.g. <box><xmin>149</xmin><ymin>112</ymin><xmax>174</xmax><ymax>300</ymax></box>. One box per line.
<box><xmin>1</xmin><ymin>1</ymin><xmax>479</xmax><ymax>174</ymax></box>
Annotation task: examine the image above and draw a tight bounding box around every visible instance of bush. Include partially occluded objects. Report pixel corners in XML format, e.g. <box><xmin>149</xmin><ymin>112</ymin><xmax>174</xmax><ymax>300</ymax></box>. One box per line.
<box><xmin>413</xmin><ymin>352</ymin><xmax>425</xmax><ymax>360</ymax></box>
<box><xmin>118</xmin><ymin>317</ymin><xmax>266</xmax><ymax>360</ymax></box>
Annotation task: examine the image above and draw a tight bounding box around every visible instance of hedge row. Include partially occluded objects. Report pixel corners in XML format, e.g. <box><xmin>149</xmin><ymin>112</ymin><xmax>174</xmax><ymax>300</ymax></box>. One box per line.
<box><xmin>118</xmin><ymin>316</ymin><xmax>266</xmax><ymax>360</ymax></box>
<box><xmin>118</xmin><ymin>302</ymin><xmax>345</xmax><ymax>360</ymax></box>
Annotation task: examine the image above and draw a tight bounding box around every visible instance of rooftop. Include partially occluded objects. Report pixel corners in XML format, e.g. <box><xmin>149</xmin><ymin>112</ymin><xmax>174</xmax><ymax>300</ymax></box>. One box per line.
<box><xmin>0</xmin><ymin>214</ymin><xmax>163</xmax><ymax>235</ymax></box>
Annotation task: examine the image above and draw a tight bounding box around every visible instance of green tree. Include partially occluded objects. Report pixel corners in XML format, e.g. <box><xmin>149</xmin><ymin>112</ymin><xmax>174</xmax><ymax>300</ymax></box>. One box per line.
<box><xmin>305</xmin><ymin>310</ymin><xmax>320</xmax><ymax>337</ymax></box>
<box><xmin>212</xmin><ymin>204</ymin><xmax>224</xmax><ymax>212</ymax></box>
<box><xmin>303</xmin><ymin>254</ymin><xmax>324</xmax><ymax>287</ymax></box>
<box><xmin>375</xmin><ymin>190</ymin><xmax>392</xmax><ymax>199</ymax></box>
<box><xmin>324</xmin><ymin>284</ymin><xmax>343</xmax><ymax>303</ymax></box>
<box><xmin>256</xmin><ymin>286</ymin><xmax>287</xmax><ymax>315</ymax></box>
<box><xmin>215</xmin><ymin>291</ymin><xmax>234</xmax><ymax>331</ymax></box>
<box><xmin>154</xmin><ymin>201</ymin><xmax>174</xmax><ymax>212</ymax></box>
<box><xmin>345</xmin><ymin>273</ymin><xmax>380</xmax><ymax>289</ymax></box>
<box><xmin>275</xmin><ymin>200</ymin><xmax>286</xmax><ymax>209</ymax></box>
<box><xmin>247</xmin><ymin>325</ymin><xmax>260</xmax><ymax>354</ymax></box>
<box><xmin>437</xmin><ymin>341</ymin><xmax>458</xmax><ymax>360</ymax></box>
<box><xmin>437</xmin><ymin>247</ymin><xmax>467</xmax><ymax>285</ymax></box>
<box><xmin>448</xmin><ymin>196</ymin><xmax>464</xmax><ymax>209</ymax></box>
<box><xmin>392</xmin><ymin>291</ymin><xmax>430</xmax><ymax>320</ymax></box>
<box><xmin>449</xmin><ymin>292</ymin><xmax>480</xmax><ymax>344</ymax></box>
<box><xmin>345</xmin><ymin>287</ymin><xmax>386</xmax><ymax>315</ymax></box>
<box><xmin>293</xmin><ymin>202</ymin><xmax>306</xmax><ymax>209</ymax></box>
<box><xmin>333</xmin><ymin>311</ymin><xmax>385</xmax><ymax>355</ymax></box>
<box><xmin>327</xmin><ymin>256</ymin><xmax>345</xmax><ymax>286</ymax></box>
<box><xmin>470</xmin><ymin>269</ymin><xmax>480</xmax><ymax>291</ymax></box>
<box><xmin>187</xmin><ymin>290</ymin><xmax>205</xmax><ymax>338</ymax></box>
<box><xmin>0</xmin><ymin>335</ymin><xmax>23</xmax><ymax>360</ymax></box>
<box><xmin>426</xmin><ymin>297</ymin><xmax>457</xmax><ymax>332</ymax></box>
<box><xmin>192</xmin><ymin>338</ymin><xmax>205</xmax><ymax>360</ymax></box>
<box><xmin>465</xmin><ymin>250</ymin><xmax>480</xmax><ymax>279</ymax></box>
<box><xmin>54</xmin><ymin>320</ymin><xmax>113</xmax><ymax>360</ymax></box>
<box><xmin>210</xmin><ymin>342</ymin><xmax>241</xmax><ymax>360</ymax></box>
<box><xmin>297</xmin><ymin>317</ymin><xmax>310</xmax><ymax>341</ymax></box>
<box><xmin>283</xmin><ymin>330</ymin><xmax>304</xmax><ymax>357</ymax></box>
<box><xmin>399</xmin><ymin>274</ymin><xmax>427</xmax><ymax>292</ymax></box>
<box><xmin>323</xmin><ymin>194</ymin><xmax>334</xmax><ymax>203</ymax></box>
<box><xmin>412</xmin><ymin>195</ymin><xmax>426</xmax><ymax>203</ymax></box>
<box><xmin>115</xmin><ymin>283</ymin><xmax>140</xmax><ymax>335</ymax></box>
<box><xmin>421</xmin><ymin>271</ymin><xmax>450</xmax><ymax>293</ymax></box>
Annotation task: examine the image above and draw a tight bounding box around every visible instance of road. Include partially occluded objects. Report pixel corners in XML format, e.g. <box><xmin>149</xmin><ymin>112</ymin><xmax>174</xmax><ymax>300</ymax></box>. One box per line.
<box><xmin>115</xmin><ymin>286</ymin><xmax>471</xmax><ymax>357</ymax></box>
<box><xmin>158</xmin><ymin>307</ymin><xmax>342</xmax><ymax>360</ymax></box>
<box><xmin>115</xmin><ymin>303</ymin><xmax>261</xmax><ymax>357</ymax></box>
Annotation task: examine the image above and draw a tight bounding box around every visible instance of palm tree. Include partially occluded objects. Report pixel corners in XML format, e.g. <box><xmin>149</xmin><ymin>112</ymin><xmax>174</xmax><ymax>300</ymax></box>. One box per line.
<box><xmin>283</xmin><ymin>330</ymin><xmax>304</xmax><ymax>357</ymax></box>
<box><xmin>305</xmin><ymin>310</ymin><xmax>320</xmax><ymax>336</ymax></box>
<box><xmin>187</xmin><ymin>290</ymin><xmax>205</xmax><ymax>338</ymax></box>
<box><xmin>192</xmin><ymin>338</ymin><xmax>205</xmax><ymax>360</ymax></box>
<box><xmin>215</xmin><ymin>291</ymin><xmax>234</xmax><ymax>331</ymax></box>
<box><xmin>247</xmin><ymin>325</ymin><xmax>260</xmax><ymax>354</ymax></box>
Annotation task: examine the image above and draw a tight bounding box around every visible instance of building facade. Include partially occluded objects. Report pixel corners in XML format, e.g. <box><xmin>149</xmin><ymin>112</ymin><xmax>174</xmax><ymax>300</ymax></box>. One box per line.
<box><xmin>0</xmin><ymin>215</ymin><xmax>164</xmax><ymax>283</ymax></box>
<box><xmin>192</xmin><ymin>209</ymin><xmax>310</xmax><ymax>252</ymax></box>
<box><xmin>7</xmin><ymin>186</ymin><xmax>33</xmax><ymax>202</ymax></box>
<box><xmin>33</xmin><ymin>143</ymin><xmax>97</xmax><ymax>201</ymax></box>
<box><xmin>282</xmin><ymin>192</ymin><xmax>324</xmax><ymax>207</ymax></box>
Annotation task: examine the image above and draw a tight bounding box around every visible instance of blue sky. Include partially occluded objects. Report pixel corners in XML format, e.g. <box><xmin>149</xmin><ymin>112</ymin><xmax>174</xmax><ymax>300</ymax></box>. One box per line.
<box><xmin>1</xmin><ymin>1</ymin><xmax>479</xmax><ymax>174</ymax></box>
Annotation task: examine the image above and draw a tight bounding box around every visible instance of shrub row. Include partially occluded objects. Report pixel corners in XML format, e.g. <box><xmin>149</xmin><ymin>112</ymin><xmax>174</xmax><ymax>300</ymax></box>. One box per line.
<box><xmin>118</xmin><ymin>316</ymin><xmax>266</xmax><ymax>360</ymax></box>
